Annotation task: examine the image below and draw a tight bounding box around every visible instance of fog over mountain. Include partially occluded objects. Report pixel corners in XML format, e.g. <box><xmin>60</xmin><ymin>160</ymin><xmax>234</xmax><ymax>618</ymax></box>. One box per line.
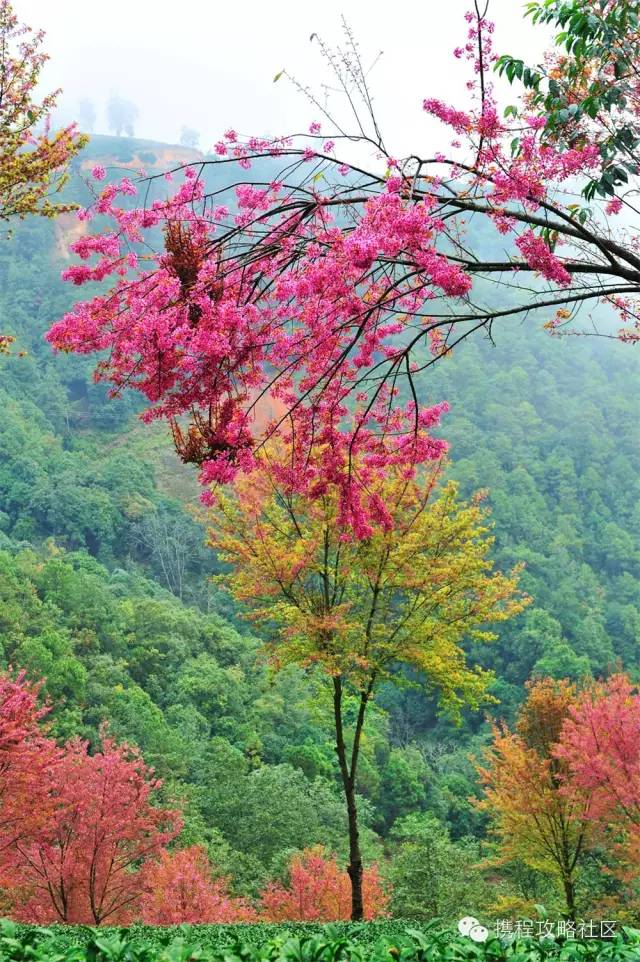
<box><xmin>21</xmin><ymin>0</ymin><xmax>547</xmax><ymax>153</ymax></box>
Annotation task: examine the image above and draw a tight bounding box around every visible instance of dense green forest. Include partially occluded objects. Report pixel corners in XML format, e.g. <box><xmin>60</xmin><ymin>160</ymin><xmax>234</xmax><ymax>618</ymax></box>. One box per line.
<box><xmin>1</xmin><ymin>136</ymin><xmax>639</xmax><ymax>918</ymax></box>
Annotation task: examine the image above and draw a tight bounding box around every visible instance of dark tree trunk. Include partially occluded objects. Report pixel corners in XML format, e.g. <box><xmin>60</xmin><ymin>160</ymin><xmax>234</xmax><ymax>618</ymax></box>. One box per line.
<box><xmin>563</xmin><ymin>875</ymin><xmax>577</xmax><ymax>923</ymax></box>
<box><xmin>332</xmin><ymin>674</ymin><xmax>371</xmax><ymax>922</ymax></box>
<box><xmin>345</xmin><ymin>776</ymin><xmax>364</xmax><ymax>921</ymax></box>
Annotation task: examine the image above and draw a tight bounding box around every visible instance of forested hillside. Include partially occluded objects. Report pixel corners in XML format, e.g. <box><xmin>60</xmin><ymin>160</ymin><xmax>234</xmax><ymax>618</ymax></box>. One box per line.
<box><xmin>1</xmin><ymin>135</ymin><xmax>639</xmax><ymax>917</ymax></box>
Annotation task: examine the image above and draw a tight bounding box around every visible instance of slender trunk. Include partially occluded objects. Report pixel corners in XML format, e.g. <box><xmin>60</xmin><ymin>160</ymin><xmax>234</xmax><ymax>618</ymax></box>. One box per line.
<box><xmin>557</xmin><ymin>812</ymin><xmax>579</xmax><ymax>923</ymax></box>
<box><xmin>345</xmin><ymin>778</ymin><xmax>364</xmax><ymax>921</ymax></box>
<box><xmin>562</xmin><ymin>874</ymin><xmax>577</xmax><ymax>923</ymax></box>
<box><xmin>332</xmin><ymin>674</ymin><xmax>371</xmax><ymax>921</ymax></box>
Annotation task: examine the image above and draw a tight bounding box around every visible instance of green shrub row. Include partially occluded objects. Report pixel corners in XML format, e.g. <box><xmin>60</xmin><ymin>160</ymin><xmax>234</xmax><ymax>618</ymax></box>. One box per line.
<box><xmin>2</xmin><ymin>920</ymin><xmax>640</xmax><ymax>962</ymax></box>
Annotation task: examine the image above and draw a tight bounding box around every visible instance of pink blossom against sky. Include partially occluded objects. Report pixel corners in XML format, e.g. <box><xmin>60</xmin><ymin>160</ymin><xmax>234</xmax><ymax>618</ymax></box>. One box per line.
<box><xmin>20</xmin><ymin>0</ymin><xmax>548</xmax><ymax>155</ymax></box>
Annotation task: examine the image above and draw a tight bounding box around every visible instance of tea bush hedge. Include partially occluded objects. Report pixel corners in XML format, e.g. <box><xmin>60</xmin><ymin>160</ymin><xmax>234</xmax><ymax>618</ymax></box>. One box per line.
<box><xmin>2</xmin><ymin>919</ymin><xmax>640</xmax><ymax>962</ymax></box>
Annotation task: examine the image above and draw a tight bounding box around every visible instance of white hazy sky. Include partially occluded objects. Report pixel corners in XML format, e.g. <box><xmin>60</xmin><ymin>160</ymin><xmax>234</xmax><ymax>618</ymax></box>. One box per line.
<box><xmin>18</xmin><ymin>0</ymin><xmax>548</xmax><ymax>155</ymax></box>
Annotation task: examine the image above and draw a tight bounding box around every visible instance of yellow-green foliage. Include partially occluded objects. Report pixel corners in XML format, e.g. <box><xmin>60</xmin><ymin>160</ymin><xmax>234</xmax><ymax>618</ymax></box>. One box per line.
<box><xmin>209</xmin><ymin>455</ymin><xmax>529</xmax><ymax>721</ymax></box>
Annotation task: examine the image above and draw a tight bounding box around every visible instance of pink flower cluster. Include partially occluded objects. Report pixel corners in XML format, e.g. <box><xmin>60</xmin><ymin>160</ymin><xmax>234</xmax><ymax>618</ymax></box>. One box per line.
<box><xmin>516</xmin><ymin>231</ymin><xmax>572</xmax><ymax>286</ymax></box>
<box><xmin>47</xmin><ymin>158</ymin><xmax>458</xmax><ymax>535</ymax></box>
<box><xmin>46</xmin><ymin>4</ymin><xmax>639</xmax><ymax>531</ymax></box>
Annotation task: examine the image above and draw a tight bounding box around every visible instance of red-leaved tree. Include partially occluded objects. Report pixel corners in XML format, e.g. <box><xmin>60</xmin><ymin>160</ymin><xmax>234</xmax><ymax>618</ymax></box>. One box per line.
<box><xmin>8</xmin><ymin>729</ymin><xmax>181</xmax><ymax>924</ymax></box>
<box><xmin>0</xmin><ymin>671</ymin><xmax>59</xmax><ymax>852</ymax></box>
<box><xmin>260</xmin><ymin>847</ymin><xmax>389</xmax><ymax>922</ymax></box>
<box><xmin>140</xmin><ymin>846</ymin><xmax>256</xmax><ymax>924</ymax></box>
<box><xmin>556</xmin><ymin>674</ymin><xmax>640</xmax><ymax>881</ymax></box>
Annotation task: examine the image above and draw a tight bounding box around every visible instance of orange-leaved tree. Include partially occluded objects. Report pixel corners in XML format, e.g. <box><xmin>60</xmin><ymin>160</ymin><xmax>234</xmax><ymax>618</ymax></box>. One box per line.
<box><xmin>260</xmin><ymin>846</ymin><xmax>388</xmax><ymax>921</ymax></box>
<box><xmin>0</xmin><ymin>0</ymin><xmax>86</xmax><ymax>355</ymax></box>
<box><xmin>208</xmin><ymin>450</ymin><xmax>529</xmax><ymax>920</ymax></box>
<box><xmin>141</xmin><ymin>846</ymin><xmax>256</xmax><ymax>924</ymax></box>
<box><xmin>0</xmin><ymin>0</ymin><xmax>84</xmax><ymax>221</ymax></box>
<box><xmin>476</xmin><ymin>678</ymin><xmax>594</xmax><ymax>922</ymax></box>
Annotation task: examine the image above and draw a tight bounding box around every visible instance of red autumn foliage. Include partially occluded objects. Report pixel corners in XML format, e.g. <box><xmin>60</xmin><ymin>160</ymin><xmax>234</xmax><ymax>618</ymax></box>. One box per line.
<box><xmin>556</xmin><ymin>673</ymin><xmax>640</xmax><ymax>878</ymax></box>
<box><xmin>6</xmin><ymin>728</ymin><xmax>181</xmax><ymax>924</ymax></box>
<box><xmin>140</xmin><ymin>846</ymin><xmax>256</xmax><ymax>924</ymax></box>
<box><xmin>259</xmin><ymin>847</ymin><xmax>389</xmax><ymax>922</ymax></box>
<box><xmin>0</xmin><ymin>670</ymin><xmax>59</xmax><ymax>852</ymax></box>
